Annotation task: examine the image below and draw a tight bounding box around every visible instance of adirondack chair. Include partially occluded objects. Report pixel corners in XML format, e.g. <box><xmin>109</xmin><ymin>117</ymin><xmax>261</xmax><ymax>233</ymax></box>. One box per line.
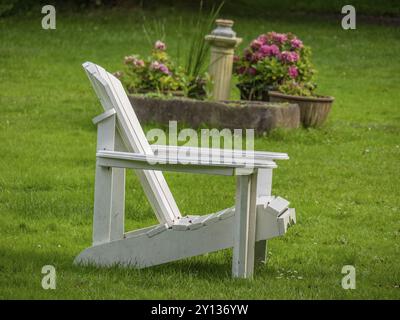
<box><xmin>74</xmin><ymin>62</ymin><xmax>296</xmax><ymax>278</ymax></box>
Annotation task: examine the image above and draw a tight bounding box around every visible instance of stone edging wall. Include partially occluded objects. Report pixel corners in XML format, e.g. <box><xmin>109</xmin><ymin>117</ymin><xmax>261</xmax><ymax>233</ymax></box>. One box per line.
<box><xmin>129</xmin><ymin>96</ymin><xmax>300</xmax><ymax>134</ymax></box>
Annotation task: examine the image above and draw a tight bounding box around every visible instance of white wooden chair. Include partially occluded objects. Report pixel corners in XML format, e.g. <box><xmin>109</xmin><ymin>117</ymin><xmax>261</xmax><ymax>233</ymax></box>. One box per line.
<box><xmin>74</xmin><ymin>62</ymin><xmax>296</xmax><ymax>278</ymax></box>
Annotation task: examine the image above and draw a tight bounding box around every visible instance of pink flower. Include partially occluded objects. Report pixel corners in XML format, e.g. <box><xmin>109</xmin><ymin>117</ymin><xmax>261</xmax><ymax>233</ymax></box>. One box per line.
<box><xmin>272</xmin><ymin>32</ymin><xmax>288</xmax><ymax>44</ymax></box>
<box><xmin>124</xmin><ymin>55</ymin><xmax>145</xmax><ymax>67</ymax></box>
<box><xmin>250</xmin><ymin>39</ymin><xmax>263</xmax><ymax>50</ymax></box>
<box><xmin>269</xmin><ymin>44</ymin><xmax>280</xmax><ymax>56</ymax></box>
<box><xmin>151</xmin><ymin>61</ymin><xmax>170</xmax><ymax>75</ymax></box>
<box><xmin>288</xmin><ymin>66</ymin><xmax>298</xmax><ymax>78</ymax></box>
<box><xmin>291</xmin><ymin>38</ymin><xmax>303</xmax><ymax>49</ymax></box>
<box><xmin>233</xmin><ymin>55</ymin><xmax>240</xmax><ymax>63</ymax></box>
<box><xmin>252</xmin><ymin>52</ymin><xmax>264</xmax><ymax>62</ymax></box>
<box><xmin>281</xmin><ymin>51</ymin><xmax>299</xmax><ymax>63</ymax></box>
<box><xmin>260</xmin><ymin>44</ymin><xmax>280</xmax><ymax>57</ymax></box>
<box><xmin>124</xmin><ymin>55</ymin><xmax>136</xmax><ymax>64</ymax></box>
<box><xmin>133</xmin><ymin>59</ymin><xmax>145</xmax><ymax>67</ymax></box>
<box><xmin>257</xmin><ymin>34</ymin><xmax>268</xmax><ymax>44</ymax></box>
<box><xmin>150</xmin><ymin>61</ymin><xmax>160</xmax><ymax>69</ymax></box>
<box><xmin>158</xmin><ymin>63</ymin><xmax>170</xmax><ymax>75</ymax></box>
<box><xmin>154</xmin><ymin>40</ymin><xmax>166</xmax><ymax>50</ymax></box>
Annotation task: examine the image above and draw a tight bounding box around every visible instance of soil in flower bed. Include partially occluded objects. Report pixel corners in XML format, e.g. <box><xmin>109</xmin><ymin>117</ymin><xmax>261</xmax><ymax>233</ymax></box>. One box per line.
<box><xmin>128</xmin><ymin>95</ymin><xmax>300</xmax><ymax>134</ymax></box>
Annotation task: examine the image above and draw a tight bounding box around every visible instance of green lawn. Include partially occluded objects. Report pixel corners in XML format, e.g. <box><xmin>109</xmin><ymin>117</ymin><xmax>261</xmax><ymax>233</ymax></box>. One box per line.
<box><xmin>0</xmin><ymin>8</ymin><xmax>399</xmax><ymax>299</ymax></box>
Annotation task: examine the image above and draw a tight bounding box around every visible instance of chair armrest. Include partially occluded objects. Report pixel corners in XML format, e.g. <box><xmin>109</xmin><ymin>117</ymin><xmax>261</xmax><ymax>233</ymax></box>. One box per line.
<box><xmin>96</xmin><ymin>150</ymin><xmax>277</xmax><ymax>176</ymax></box>
<box><xmin>151</xmin><ymin>145</ymin><xmax>289</xmax><ymax>161</ymax></box>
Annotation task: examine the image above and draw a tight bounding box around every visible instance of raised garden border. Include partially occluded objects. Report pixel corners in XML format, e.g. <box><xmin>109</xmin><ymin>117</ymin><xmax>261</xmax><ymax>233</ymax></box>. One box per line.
<box><xmin>128</xmin><ymin>96</ymin><xmax>300</xmax><ymax>134</ymax></box>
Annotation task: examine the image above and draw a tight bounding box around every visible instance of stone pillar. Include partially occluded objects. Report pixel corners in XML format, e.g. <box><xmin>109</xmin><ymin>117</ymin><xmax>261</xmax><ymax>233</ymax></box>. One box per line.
<box><xmin>205</xmin><ymin>19</ymin><xmax>242</xmax><ymax>101</ymax></box>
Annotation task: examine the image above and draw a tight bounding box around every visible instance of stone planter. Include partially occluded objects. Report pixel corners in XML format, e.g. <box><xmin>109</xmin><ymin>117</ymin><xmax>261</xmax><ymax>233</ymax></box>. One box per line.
<box><xmin>128</xmin><ymin>96</ymin><xmax>300</xmax><ymax>134</ymax></box>
<box><xmin>268</xmin><ymin>91</ymin><xmax>334</xmax><ymax>128</ymax></box>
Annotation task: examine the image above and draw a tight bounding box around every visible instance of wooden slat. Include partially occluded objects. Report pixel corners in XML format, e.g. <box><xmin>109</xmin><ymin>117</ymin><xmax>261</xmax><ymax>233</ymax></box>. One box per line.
<box><xmin>146</xmin><ymin>223</ymin><xmax>169</xmax><ymax>238</ymax></box>
<box><xmin>97</xmin><ymin>157</ymin><xmax>236</xmax><ymax>176</ymax></box>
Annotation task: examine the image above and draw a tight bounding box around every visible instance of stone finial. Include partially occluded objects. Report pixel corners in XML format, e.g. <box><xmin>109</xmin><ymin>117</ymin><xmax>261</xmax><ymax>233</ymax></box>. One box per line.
<box><xmin>211</xmin><ymin>19</ymin><xmax>236</xmax><ymax>38</ymax></box>
<box><xmin>205</xmin><ymin>19</ymin><xmax>242</xmax><ymax>101</ymax></box>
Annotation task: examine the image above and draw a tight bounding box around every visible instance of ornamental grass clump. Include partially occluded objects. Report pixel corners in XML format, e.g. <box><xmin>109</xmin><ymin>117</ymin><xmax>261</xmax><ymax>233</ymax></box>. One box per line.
<box><xmin>234</xmin><ymin>32</ymin><xmax>317</xmax><ymax>99</ymax></box>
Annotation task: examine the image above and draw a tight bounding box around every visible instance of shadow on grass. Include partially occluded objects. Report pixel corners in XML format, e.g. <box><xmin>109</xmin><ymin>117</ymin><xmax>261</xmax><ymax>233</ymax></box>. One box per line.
<box><xmin>2</xmin><ymin>245</ymin><xmax>277</xmax><ymax>289</ymax></box>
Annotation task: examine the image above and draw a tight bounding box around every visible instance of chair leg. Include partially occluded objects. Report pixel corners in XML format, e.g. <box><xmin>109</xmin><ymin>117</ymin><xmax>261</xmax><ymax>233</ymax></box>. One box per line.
<box><xmin>232</xmin><ymin>172</ymin><xmax>258</xmax><ymax>279</ymax></box>
<box><xmin>255</xmin><ymin>168</ymin><xmax>273</xmax><ymax>264</ymax></box>
<box><xmin>93</xmin><ymin>164</ymin><xmax>113</xmax><ymax>245</ymax></box>
<box><xmin>92</xmin><ymin>112</ymin><xmax>125</xmax><ymax>245</ymax></box>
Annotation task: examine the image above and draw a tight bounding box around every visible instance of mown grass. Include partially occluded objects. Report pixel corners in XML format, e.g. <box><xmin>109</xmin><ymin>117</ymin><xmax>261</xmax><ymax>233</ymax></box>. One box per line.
<box><xmin>0</xmin><ymin>8</ymin><xmax>399</xmax><ymax>299</ymax></box>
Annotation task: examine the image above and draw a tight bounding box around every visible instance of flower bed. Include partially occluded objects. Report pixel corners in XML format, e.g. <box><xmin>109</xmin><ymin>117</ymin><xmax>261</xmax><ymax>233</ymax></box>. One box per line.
<box><xmin>115</xmin><ymin>40</ymin><xmax>210</xmax><ymax>100</ymax></box>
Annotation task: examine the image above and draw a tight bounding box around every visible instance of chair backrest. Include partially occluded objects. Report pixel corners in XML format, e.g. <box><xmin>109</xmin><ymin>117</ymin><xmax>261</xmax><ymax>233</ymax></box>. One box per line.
<box><xmin>83</xmin><ymin>61</ymin><xmax>181</xmax><ymax>226</ymax></box>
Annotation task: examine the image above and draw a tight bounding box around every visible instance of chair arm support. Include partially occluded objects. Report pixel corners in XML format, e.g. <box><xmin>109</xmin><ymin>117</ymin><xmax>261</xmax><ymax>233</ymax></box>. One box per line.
<box><xmin>96</xmin><ymin>150</ymin><xmax>277</xmax><ymax>176</ymax></box>
<box><xmin>92</xmin><ymin>108</ymin><xmax>116</xmax><ymax>125</ymax></box>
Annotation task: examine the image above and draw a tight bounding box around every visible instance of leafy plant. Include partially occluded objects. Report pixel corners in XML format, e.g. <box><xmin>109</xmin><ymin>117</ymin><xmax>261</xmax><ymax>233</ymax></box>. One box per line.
<box><xmin>117</xmin><ymin>2</ymin><xmax>224</xmax><ymax>100</ymax></box>
<box><xmin>277</xmin><ymin>80</ymin><xmax>317</xmax><ymax>97</ymax></box>
<box><xmin>116</xmin><ymin>41</ymin><xmax>188</xmax><ymax>95</ymax></box>
<box><xmin>234</xmin><ymin>32</ymin><xmax>316</xmax><ymax>98</ymax></box>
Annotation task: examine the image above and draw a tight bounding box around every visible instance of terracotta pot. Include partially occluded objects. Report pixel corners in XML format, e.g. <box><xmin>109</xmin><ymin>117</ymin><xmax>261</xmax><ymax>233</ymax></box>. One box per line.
<box><xmin>268</xmin><ymin>91</ymin><xmax>334</xmax><ymax>128</ymax></box>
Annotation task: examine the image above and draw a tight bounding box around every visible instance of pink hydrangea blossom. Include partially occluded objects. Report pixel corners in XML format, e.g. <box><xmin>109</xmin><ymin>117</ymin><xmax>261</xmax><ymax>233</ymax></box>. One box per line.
<box><xmin>151</xmin><ymin>61</ymin><xmax>170</xmax><ymax>75</ymax></box>
<box><xmin>281</xmin><ymin>51</ymin><xmax>299</xmax><ymax>63</ymax></box>
<box><xmin>272</xmin><ymin>32</ymin><xmax>288</xmax><ymax>44</ymax></box>
<box><xmin>150</xmin><ymin>61</ymin><xmax>160</xmax><ymax>69</ymax></box>
<box><xmin>252</xmin><ymin>52</ymin><xmax>264</xmax><ymax>62</ymax></box>
<box><xmin>250</xmin><ymin>39</ymin><xmax>263</xmax><ymax>50</ymax></box>
<box><xmin>133</xmin><ymin>59</ymin><xmax>145</xmax><ymax>67</ymax></box>
<box><xmin>291</xmin><ymin>38</ymin><xmax>303</xmax><ymax>49</ymax></box>
<box><xmin>154</xmin><ymin>40</ymin><xmax>166</xmax><ymax>51</ymax></box>
<box><xmin>257</xmin><ymin>34</ymin><xmax>268</xmax><ymax>44</ymax></box>
<box><xmin>159</xmin><ymin>64</ymin><xmax>170</xmax><ymax>75</ymax></box>
<box><xmin>260</xmin><ymin>44</ymin><xmax>280</xmax><ymax>57</ymax></box>
<box><xmin>124</xmin><ymin>55</ymin><xmax>145</xmax><ymax>67</ymax></box>
<box><xmin>288</xmin><ymin>65</ymin><xmax>299</xmax><ymax>78</ymax></box>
